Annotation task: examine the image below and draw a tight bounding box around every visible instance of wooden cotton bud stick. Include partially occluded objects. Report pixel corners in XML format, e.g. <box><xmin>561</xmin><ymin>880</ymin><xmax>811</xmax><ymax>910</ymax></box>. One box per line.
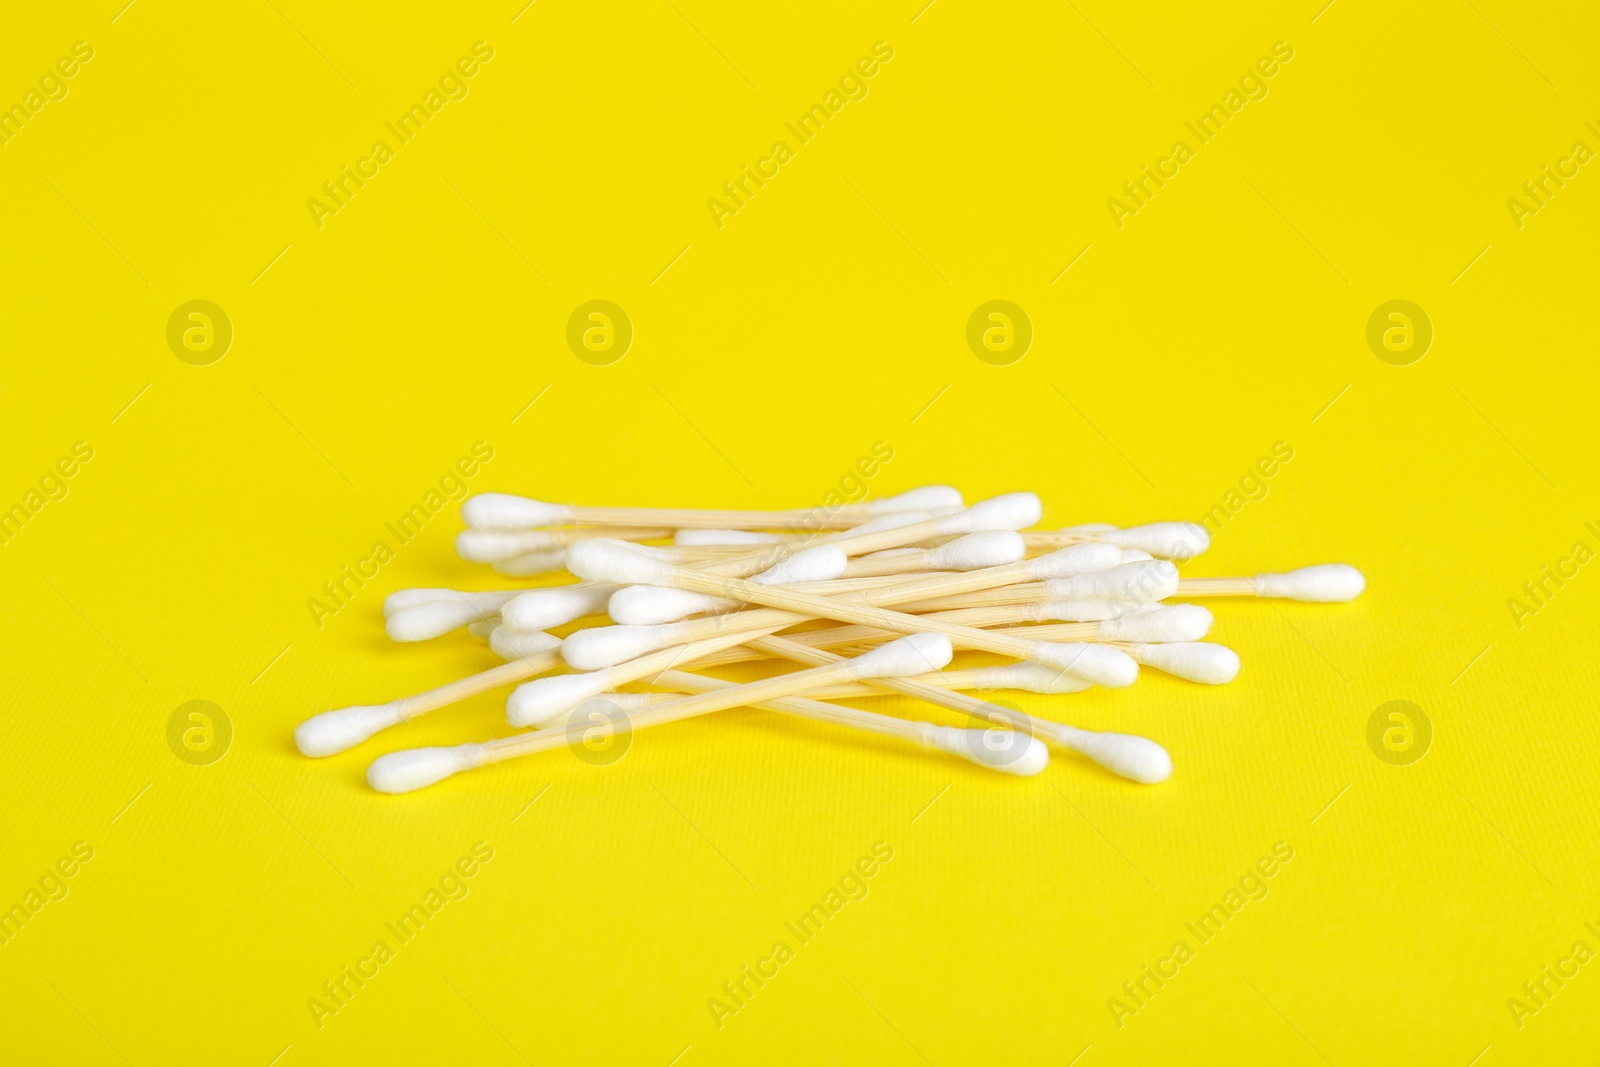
<box><xmin>565</xmin><ymin>540</ymin><xmax>1140</xmax><ymax>686</ymax></box>
<box><xmin>460</xmin><ymin>485</ymin><xmax>965</xmax><ymax>531</ymax></box>
<box><xmin>1174</xmin><ymin>564</ymin><xmax>1366</xmax><ymax>602</ymax></box>
<box><xmin>559</xmin><ymin>541</ymin><xmax>1125</xmax><ymax>670</ymax></box>
<box><xmin>743</xmin><ymin>636</ymin><xmax>1172</xmax><ymax>784</ymax></box>
<box><xmin>369</xmin><ymin>634</ymin><xmax>961</xmax><ymax>793</ymax></box>
<box><xmin>295</xmin><ymin>638</ymin><xmax>564</xmax><ymax>758</ymax></box>
<box><xmin>636</xmin><ymin>669</ymin><xmax>1049</xmax><ymax>776</ymax></box>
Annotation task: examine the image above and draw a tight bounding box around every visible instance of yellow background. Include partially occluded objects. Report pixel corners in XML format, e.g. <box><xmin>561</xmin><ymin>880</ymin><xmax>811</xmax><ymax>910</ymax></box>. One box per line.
<box><xmin>3</xmin><ymin>0</ymin><xmax>1597</xmax><ymax>1063</ymax></box>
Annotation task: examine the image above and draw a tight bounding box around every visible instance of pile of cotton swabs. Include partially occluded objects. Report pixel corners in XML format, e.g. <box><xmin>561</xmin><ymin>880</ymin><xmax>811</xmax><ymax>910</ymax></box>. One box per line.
<box><xmin>294</xmin><ymin>486</ymin><xmax>1364</xmax><ymax>793</ymax></box>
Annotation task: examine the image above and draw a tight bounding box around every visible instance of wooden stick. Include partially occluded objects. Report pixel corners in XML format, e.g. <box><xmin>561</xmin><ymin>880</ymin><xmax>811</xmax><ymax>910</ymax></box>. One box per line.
<box><xmin>465</xmin><ymin>488</ymin><xmax>959</xmax><ymax>533</ymax></box>
<box><xmin>392</xmin><ymin>651</ymin><xmax>564</xmax><ymax>720</ymax></box>
<box><xmin>1169</xmin><ymin>577</ymin><xmax>1260</xmax><ymax>596</ymax></box>
<box><xmin>488</xmin><ymin>639</ymin><xmax>949</xmax><ymax>765</ymax></box>
<box><xmin>642</xmin><ymin>668</ymin><xmax>995</xmax><ymax>751</ymax></box>
<box><xmin>611</xmin><ymin>556</ymin><xmax>1135</xmax><ymax>685</ymax></box>
<box><xmin>904</xmin><ymin>576</ymin><xmax>1256</xmax><ymax>611</ymax></box>
<box><xmin>744</xmin><ymin>636</ymin><xmax>1170</xmax><ymax>783</ymax></box>
<box><xmin>294</xmin><ymin>648</ymin><xmax>568</xmax><ymax>757</ymax></box>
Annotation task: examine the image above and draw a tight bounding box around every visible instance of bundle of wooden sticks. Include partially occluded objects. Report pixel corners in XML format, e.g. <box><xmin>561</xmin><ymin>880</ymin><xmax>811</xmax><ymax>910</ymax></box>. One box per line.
<box><xmin>295</xmin><ymin>486</ymin><xmax>1364</xmax><ymax>793</ymax></box>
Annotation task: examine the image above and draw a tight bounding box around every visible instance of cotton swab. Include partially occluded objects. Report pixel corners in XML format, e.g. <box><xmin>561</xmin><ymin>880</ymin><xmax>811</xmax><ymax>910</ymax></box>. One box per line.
<box><xmin>1117</xmin><ymin>642</ymin><xmax>1242</xmax><ymax>683</ymax></box>
<box><xmin>565</xmin><ymin>540</ymin><xmax>1140</xmax><ymax>686</ymax></box>
<box><xmin>910</xmin><ymin>602</ymin><xmax>1214</xmax><ymax>642</ymax></box>
<box><xmin>560</xmin><ymin>541</ymin><xmax>1126</xmax><ymax>669</ymax></box>
<box><xmin>673</xmin><ymin>529</ymin><xmax>790</xmax><ymax>546</ymax></box>
<box><xmin>500</xmin><ymin>583</ymin><xmax>620</xmax><ymax>631</ymax></box>
<box><xmin>600</xmin><ymin>533</ymin><xmax>1019</xmax><ymax>625</ymax></box>
<box><xmin>639</xmin><ymin>614</ymin><xmax>1236</xmax><ymax>684</ymax></box>
<box><xmin>1022</xmin><ymin>522</ymin><xmax>1211</xmax><ymax>559</ymax></box>
<box><xmin>460</xmin><ymin>485</ymin><xmax>965</xmax><ymax>532</ymax></box>
<box><xmin>891</xmin><ymin>560</ymin><xmax>1182</xmax><ymax>613</ymax></box>
<box><xmin>457</xmin><ymin>525</ymin><xmax>676</xmax><ymax>563</ymax></box>
<box><xmin>489</xmin><ymin>548</ymin><xmax>569</xmax><ymax>577</ymax></box>
<box><xmin>384</xmin><ymin>588</ymin><xmax>518</xmax><ymax>615</ymax></box>
<box><xmin>674</xmin><ymin>492</ymin><xmax>1043</xmax><ymax>582</ymax></box>
<box><xmin>295</xmin><ymin>638</ymin><xmax>564</xmax><ymax>757</ymax></box>
<box><xmin>841</xmin><ymin>531</ymin><xmax>1027</xmax><ymax>578</ymax></box>
<box><xmin>740</xmin><ymin>635</ymin><xmax>1172</xmax><ymax>783</ymax></box>
<box><xmin>370</xmin><ymin>634</ymin><xmax>959</xmax><ymax>792</ymax></box>
<box><xmin>301</xmin><ymin>475</ymin><xmax>1368</xmax><ymax>797</ymax></box>
<box><xmin>1172</xmin><ymin>564</ymin><xmax>1366</xmax><ymax>601</ymax></box>
<box><xmin>598</xmin><ymin>546</ymin><xmax>852</xmax><ymax>626</ymax></box>
<box><xmin>625</xmin><ymin>667</ymin><xmax>1049</xmax><ymax>776</ymax></box>
<box><xmin>490</xmin><ymin>627</ymin><xmax>566</xmax><ymax>661</ymax></box>
<box><xmin>711</xmin><ymin>661</ymin><xmax>1098</xmax><ymax>699</ymax></box>
<box><xmin>604</xmin><ymin>572</ymin><xmax>960</xmax><ymax>626</ymax></box>
<box><xmin>385</xmin><ymin>590</ymin><xmax>524</xmax><ymax>642</ymax></box>
<box><xmin>506</xmin><ymin>625</ymin><xmax>806</xmax><ymax>727</ymax></box>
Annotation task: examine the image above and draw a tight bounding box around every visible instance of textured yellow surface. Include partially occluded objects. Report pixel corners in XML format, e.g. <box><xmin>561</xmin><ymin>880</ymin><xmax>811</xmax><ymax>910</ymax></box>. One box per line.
<box><xmin>3</xmin><ymin>1</ymin><xmax>1598</xmax><ymax>1063</ymax></box>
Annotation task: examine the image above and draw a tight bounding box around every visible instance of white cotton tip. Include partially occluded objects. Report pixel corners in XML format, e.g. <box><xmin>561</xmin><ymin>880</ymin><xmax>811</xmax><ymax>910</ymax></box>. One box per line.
<box><xmin>616</xmin><ymin>543</ymin><xmax>689</xmax><ymax>562</ymax></box>
<box><xmin>1031</xmin><ymin>643</ymin><xmax>1139</xmax><ymax>687</ymax></box>
<box><xmin>1119</xmin><ymin>549</ymin><xmax>1154</xmax><ymax>562</ymax></box>
<box><xmin>962</xmin><ymin>662</ymin><xmax>1094</xmax><ymax>694</ymax></box>
<box><xmin>368</xmin><ymin>744</ymin><xmax>484</xmax><ymax>794</ymax></box>
<box><xmin>567</xmin><ymin>540</ymin><xmax>678</xmax><ymax>585</ymax></box>
<box><xmin>926</xmin><ymin>531</ymin><xmax>1026</xmax><ymax>570</ymax></box>
<box><xmin>386</xmin><ymin>601</ymin><xmax>491</xmax><ymax>642</ymax></box>
<box><xmin>674</xmin><ymin>528</ymin><xmax>783</xmax><ymax>546</ymax></box>
<box><xmin>1132</xmin><ymin>642</ymin><xmax>1241</xmax><ymax>684</ymax></box>
<box><xmin>1097</xmin><ymin>604</ymin><xmax>1214</xmax><ymax>643</ymax></box>
<box><xmin>491</xmin><ymin>548</ymin><xmax>568</xmax><ymax>577</ymax></box>
<box><xmin>842</xmin><ymin>633</ymin><xmax>954</xmax><ymax>679</ymax></box>
<box><xmin>295</xmin><ymin>704</ymin><xmax>405</xmax><ymax>757</ymax></box>
<box><xmin>754</xmin><ymin>545</ymin><xmax>848</xmax><ymax>584</ymax></box>
<box><xmin>507</xmin><ymin>670</ymin><xmax>616</xmax><ymax>727</ymax></box>
<box><xmin>935</xmin><ymin>492</ymin><xmax>1042</xmax><ymax>534</ymax></box>
<box><xmin>1099</xmin><ymin>522</ymin><xmax>1211</xmax><ymax>560</ymax></box>
<box><xmin>468</xmin><ymin>619</ymin><xmax>497</xmax><ymax>640</ymax></box>
<box><xmin>1062</xmin><ymin>730</ymin><xmax>1173</xmax><ymax>784</ymax></box>
<box><xmin>928</xmin><ymin>726</ymin><xmax>1050</xmax><ymax>776</ymax></box>
<box><xmin>456</xmin><ymin>529</ymin><xmax>559</xmax><ymax>563</ymax></box>
<box><xmin>488</xmin><ymin>627</ymin><xmax>562</xmax><ymax>661</ymax></box>
<box><xmin>1026</xmin><ymin>541</ymin><xmax>1124</xmax><ymax>579</ymax></box>
<box><xmin>608</xmin><ymin>585</ymin><xmax>736</xmax><ymax>625</ymax></box>
<box><xmin>1044</xmin><ymin>559</ymin><xmax>1179</xmax><ymax>602</ymax></box>
<box><xmin>501</xmin><ymin>584</ymin><xmax>616</xmax><ymax>631</ymax></box>
<box><xmin>867</xmin><ymin>485</ymin><xmax>965</xmax><ymax>513</ymax></box>
<box><xmin>461</xmin><ymin>493</ymin><xmax>576</xmax><ymax>531</ymax></box>
<box><xmin>1255</xmin><ymin>564</ymin><xmax>1366</xmax><ymax>602</ymax></box>
<box><xmin>384</xmin><ymin>588</ymin><xmax>459</xmax><ymax>615</ymax></box>
<box><xmin>562</xmin><ymin>623</ymin><xmax>690</xmax><ymax>670</ymax></box>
